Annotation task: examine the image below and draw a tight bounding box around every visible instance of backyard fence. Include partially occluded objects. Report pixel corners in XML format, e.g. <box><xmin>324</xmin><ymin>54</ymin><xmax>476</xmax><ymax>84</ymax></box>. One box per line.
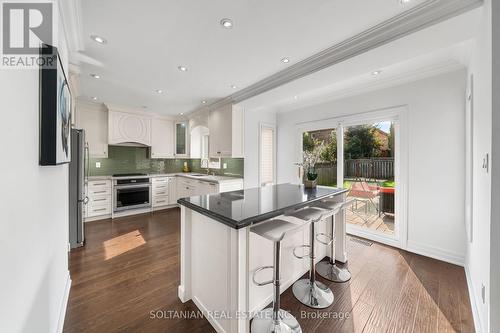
<box><xmin>315</xmin><ymin>162</ymin><xmax>337</xmax><ymax>186</ymax></box>
<box><xmin>314</xmin><ymin>158</ymin><xmax>394</xmax><ymax>185</ymax></box>
<box><xmin>344</xmin><ymin>158</ymin><xmax>394</xmax><ymax>179</ymax></box>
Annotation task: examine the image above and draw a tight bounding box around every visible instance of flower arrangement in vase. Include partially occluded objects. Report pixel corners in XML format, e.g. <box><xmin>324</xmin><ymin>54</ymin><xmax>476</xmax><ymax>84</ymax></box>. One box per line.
<box><xmin>302</xmin><ymin>141</ymin><xmax>325</xmax><ymax>188</ymax></box>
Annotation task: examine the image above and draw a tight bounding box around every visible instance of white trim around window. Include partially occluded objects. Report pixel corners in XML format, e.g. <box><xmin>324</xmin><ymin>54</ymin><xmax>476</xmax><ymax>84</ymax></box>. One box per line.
<box><xmin>259</xmin><ymin>122</ymin><xmax>277</xmax><ymax>186</ymax></box>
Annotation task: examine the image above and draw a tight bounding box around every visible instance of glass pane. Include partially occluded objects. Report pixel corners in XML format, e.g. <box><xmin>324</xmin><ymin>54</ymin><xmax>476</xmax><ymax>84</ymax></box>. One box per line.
<box><xmin>343</xmin><ymin>121</ymin><xmax>395</xmax><ymax>236</ymax></box>
<box><xmin>302</xmin><ymin>128</ymin><xmax>337</xmax><ymax>187</ymax></box>
<box><xmin>176</xmin><ymin>123</ymin><xmax>186</xmax><ymax>155</ymax></box>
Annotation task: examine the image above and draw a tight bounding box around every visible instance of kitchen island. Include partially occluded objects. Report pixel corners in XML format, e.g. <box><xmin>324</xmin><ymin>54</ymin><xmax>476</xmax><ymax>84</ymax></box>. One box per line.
<box><xmin>177</xmin><ymin>183</ymin><xmax>348</xmax><ymax>333</ymax></box>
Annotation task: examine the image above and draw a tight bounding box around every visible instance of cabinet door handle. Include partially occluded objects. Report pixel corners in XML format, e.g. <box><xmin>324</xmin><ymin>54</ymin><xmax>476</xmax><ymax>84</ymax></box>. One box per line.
<box><xmin>94</xmin><ymin>198</ymin><xmax>107</xmax><ymax>202</ymax></box>
<box><xmin>157</xmin><ymin>200</ymin><xmax>166</xmax><ymax>203</ymax></box>
<box><xmin>94</xmin><ymin>208</ymin><xmax>107</xmax><ymax>212</ymax></box>
<box><xmin>94</xmin><ymin>190</ymin><xmax>107</xmax><ymax>194</ymax></box>
<box><xmin>93</xmin><ymin>182</ymin><xmax>106</xmax><ymax>186</ymax></box>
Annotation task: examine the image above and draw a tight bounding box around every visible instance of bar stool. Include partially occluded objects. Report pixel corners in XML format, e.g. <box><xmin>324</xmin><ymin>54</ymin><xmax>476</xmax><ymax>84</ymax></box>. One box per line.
<box><xmin>287</xmin><ymin>207</ymin><xmax>334</xmax><ymax>309</ymax></box>
<box><xmin>251</xmin><ymin>219</ymin><xmax>303</xmax><ymax>333</ymax></box>
<box><xmin>313</xmin><ymin>199</ymin><xmax>353</xmax><ymax>283</ymax></box>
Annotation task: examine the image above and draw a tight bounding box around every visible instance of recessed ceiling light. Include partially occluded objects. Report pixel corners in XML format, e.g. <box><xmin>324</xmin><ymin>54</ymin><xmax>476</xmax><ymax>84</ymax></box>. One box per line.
<box><xmin>372</xmin><ymin>70</ymin><xmax>382</xmax><ymax>76</ymax></box>
<box><xmin>92</xmin><ymin>96</ymin><xmax>98</xmax><ymax>101</ymax></box>
<box><xmin>155</xmin><ymin>89</ymin><xmax>163</xmax><ymax>94</ymax></box>
<box><xmin>231</xmin><ymin>85</ymin><xmax>237</xmax><ymax>89</ymax></box>
<box><xmin>281</xmin><ymin>57</ymin><xmax>290</xmax><ymax>63</ymax></box>
<box><xmin>90</xmin><ymin>35</ymin><xmax>107</xmax><ymax>44</ymax></box>
<box><xmin>90</xmin><ymin>73</ymin><xmax>100</xmax><ymax>79</ymax></box>
<box><xmin>220</xmin><ymin>18</ymin><xmax>233</xmax><ymax>29</ymax></box>
<box><xmin>399</xmin><ymin>0</ymin><xmax>412</xmax><ymax>4</ymax></box>
<box><xmin>178</xmin><ymin>66</ymin><xmax>188</xmax><ymax>72</ymax></box>
<box><xmin>201</xmin><ymin>100</ymin><xmax>207</xmax><ymax>104</ymax></box>
<box><xmin>293</xmin><ymin>95</ymin><xmax>299</xmax><ymax>100</ymax></box>
<box><xmin>180</xmin><ymin>112</ymin><xmax>184</xmax><ymax>115</ymax></box>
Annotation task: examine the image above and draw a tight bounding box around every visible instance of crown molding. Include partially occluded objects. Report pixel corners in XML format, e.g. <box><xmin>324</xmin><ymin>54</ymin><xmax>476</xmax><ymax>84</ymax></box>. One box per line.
<box><xmin>276</xmin><ymin>60</ymin><xmax>466</xmax><ymax>113</ymax></box>
<box><xmin>58</xmin><ymin>0</ymin><xmax>84</xmax><ymax>54</ymax></box>
<box><xmin>195</xmin><ymin>0</ymin><xmax>482</xmax><ymax>114</ymax></box>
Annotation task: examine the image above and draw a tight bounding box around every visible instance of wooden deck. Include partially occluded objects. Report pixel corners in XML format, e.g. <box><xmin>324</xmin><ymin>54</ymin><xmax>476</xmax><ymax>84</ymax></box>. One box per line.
<box><xmin>346</xmin><ymin>197</ymin><xmax>395</xmax><ymax>235</ymax></box>
<box><xmin>64</xmin><ymin>208</ymin><xmax>474</xmax><ymax>333</ymax></box>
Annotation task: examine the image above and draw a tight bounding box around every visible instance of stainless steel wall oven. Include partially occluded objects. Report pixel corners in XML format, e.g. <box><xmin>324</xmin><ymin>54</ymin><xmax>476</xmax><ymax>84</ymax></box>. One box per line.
<box><xmin>113</xmin><ymin>174</ymin><xmax>151</xmax><ymax>212</ymax></box>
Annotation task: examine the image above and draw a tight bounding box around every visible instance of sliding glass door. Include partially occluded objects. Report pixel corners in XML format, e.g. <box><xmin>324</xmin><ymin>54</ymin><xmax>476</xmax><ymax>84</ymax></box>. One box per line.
<box><xmin>300</xmin><ymin>109</ymin><xmax>403</xmax><ymax>246</ymax></box>
<box><xmin>342</xmin><ymin>121</ymin><xmax>396</xmax><ymax>239</ymax></box>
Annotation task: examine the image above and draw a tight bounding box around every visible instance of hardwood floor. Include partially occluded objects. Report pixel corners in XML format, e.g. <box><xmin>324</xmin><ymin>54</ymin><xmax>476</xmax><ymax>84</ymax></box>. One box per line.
<box><xmin>64</xmin><ymin>208</ymin><xmax>474</xmax><ymax>333</ymax></box>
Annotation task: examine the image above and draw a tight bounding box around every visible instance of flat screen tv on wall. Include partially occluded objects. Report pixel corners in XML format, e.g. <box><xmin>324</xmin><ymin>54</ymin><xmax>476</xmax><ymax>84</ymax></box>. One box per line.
<box><xmin>39</xmin><ymin>44</ymin><xmax>72</xmax><ymax>165</ymax></box>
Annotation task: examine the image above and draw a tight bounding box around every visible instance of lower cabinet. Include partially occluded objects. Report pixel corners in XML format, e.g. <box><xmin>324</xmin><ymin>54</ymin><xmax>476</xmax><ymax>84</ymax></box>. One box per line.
<box><xmin>85</xmin><ymin>179</ymin><xmax>112</xmax><ymax>220</ymax></box>
<box><xmin>85</xmin><ymin>176</ymin><xmax>244</xmax><ymax>219</ymax></box>
<box><xmin>152</xmin><ymin>177</ymin><xmax>174</xmax><ymax>210</ymax></box>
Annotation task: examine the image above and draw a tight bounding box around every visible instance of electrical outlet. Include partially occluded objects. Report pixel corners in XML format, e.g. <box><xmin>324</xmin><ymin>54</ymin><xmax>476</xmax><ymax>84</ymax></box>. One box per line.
<box><xmin>223</xmin><ymin>163</ymin><xmax>227</xmax><ymax>169</ymax></box>
<box><xmin>96</xmin><ymin>162</ymin><xmax>101</xmax><ymax>168</ymax></box>
<box><xmin>481</xmin><ymin>284</ymin><xmax>486</xmax><ymax>304</ymax></box>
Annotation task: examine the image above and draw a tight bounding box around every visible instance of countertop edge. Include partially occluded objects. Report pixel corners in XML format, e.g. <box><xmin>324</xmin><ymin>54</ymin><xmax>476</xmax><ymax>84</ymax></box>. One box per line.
<box><xmin>177</xmin><ymin>187</ymin><xmax>349</xmax><ymax>229</ymax></box>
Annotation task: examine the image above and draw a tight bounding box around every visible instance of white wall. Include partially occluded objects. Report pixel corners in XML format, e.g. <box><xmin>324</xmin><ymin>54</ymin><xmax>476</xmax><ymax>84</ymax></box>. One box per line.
<box><xmin>0</xmin><ymin>4</ymin><xmax>71</xmax><ymax>332</ymax></box>
<box><xmin>465</xmin><ymin>1</ymin><xmax>492</xmax><ymax>332</ymax></box>
<box><xmin>277</xmin><ymin>69</ymin><xmax>467</xmax><ymax>264</ymax></box>
<box><xmin>491</xmin><ymin>2</ymin><xmax>499</xmax><ymax>332</ymax></box>
<box><xmin>243</xmin><ymin>107</ymin><xmax>277</xmax><ymax>188</ymax></box>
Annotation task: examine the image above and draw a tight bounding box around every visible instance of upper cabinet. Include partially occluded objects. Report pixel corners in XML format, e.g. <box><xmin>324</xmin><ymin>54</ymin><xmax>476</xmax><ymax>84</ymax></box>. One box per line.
<box><xmin>108</xmin><ymin>108</ymin><xmax>152</xmax><ymax>146</ymax></box>
<box><xmin>208</xmin><ymin>104</ymin><xmax>244</xmax><ymax>158</ymax></box>
<box><xmin>190</xmin><ymin>125</ymin><xmax>209</xmax><ymax>159</ymax></box>
<box><xmin>75</xmin><ymin>101</ymin><xmax>108</xmax><ymax>158</ymax></box>
<box><xmin>151</xmin><ymin>118</ymin><xmax>174</xmax><ymax>158</ymax></box>
<box><xmin>175</xmin><ymin>121</ymin><xmax>189</xmax><ymax>156</ymax></box>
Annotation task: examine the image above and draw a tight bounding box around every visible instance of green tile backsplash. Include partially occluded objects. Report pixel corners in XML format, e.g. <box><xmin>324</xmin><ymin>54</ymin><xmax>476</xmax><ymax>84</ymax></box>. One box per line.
<box><xmin>88</xmin><ymin>146</ymin><xmax>244</xmax><ymax>177</ymax></box>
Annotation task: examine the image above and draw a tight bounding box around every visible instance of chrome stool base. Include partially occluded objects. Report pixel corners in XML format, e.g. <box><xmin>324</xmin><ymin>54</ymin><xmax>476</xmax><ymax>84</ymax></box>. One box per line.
<box><xmin>292</xmin><ymin>279</ymin><xmax>334</xmax><ymax>309</ymax></box>
<box><xmin>251</xmin><ymin>308</ymin><xmax>302</xmax><ymax>333</ymax></box>
<box><xmin>316</xmin><ymin>261</ymin><xmax>352</xmax><ymax>283</ymax></box>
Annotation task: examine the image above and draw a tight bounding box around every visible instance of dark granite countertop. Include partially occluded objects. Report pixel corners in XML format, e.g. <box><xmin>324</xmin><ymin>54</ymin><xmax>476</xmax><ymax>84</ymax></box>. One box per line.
<box><xmin>177</xmin><ymin>183</ymin><xmax>348</xmax><ymax>229</ymax></box>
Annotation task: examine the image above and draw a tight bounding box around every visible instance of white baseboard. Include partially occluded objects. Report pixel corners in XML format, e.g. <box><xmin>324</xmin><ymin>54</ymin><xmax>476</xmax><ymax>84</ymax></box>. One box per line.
<box><xmin>192</xmin><ymin>296</ymin><xmax>226</xmax><ymax>333</ymax></box>
<box><xmin>56</xmin><ymin>271</ymin><xmax>72</xmax><ymax>333</ymax></box>
<box><xmin>406</xmin><ymin>240</ymin><xmax>465</xmax><ymax>266</ymax></box>
<box><xmin>464</xmin><ymin>264</ymin><xmax>483</xmax><ymax>333</ymax></box>
<box><xmin>178</xmin><ymin>285</ymin><xmax>188</xmax><ymax>303</ymax></box>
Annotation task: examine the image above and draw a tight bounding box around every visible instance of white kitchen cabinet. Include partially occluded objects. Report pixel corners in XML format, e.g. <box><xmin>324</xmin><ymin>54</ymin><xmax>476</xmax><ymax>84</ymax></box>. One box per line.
<box><xmin>208</xmin><ymin>104</ymin><xmax>244</xmax><ymax>158</ymax></box>
<box><xmin>175</xmin><ymin>121</ymin><xmax>189</xmax><ymax>156</ymax></box>
<box><xmin>152</xmin><ymin>177</ymin><xmax>170</xmax><ymax>210</ymax></box>
<box><xmin>76</xmin><ymin>102</ymin><xmax>108</xmax><ymax>158</ymax></box>
<box><xmin>108</xmin><ymin>109</ymin><xmax>152</xmax><ymax>146</ymax></box>
<box><xmin>151</xmin><ymin>118</ymin><xmax>174</xmax><ymax>158</ymax></box>
<box><xmin>85</xmin><ymin>179</ymin><xmax>112</xmax><ymax>220</ymax></box>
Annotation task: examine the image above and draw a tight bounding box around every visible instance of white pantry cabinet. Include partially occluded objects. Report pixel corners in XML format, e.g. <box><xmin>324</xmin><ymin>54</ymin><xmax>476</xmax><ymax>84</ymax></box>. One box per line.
<box><xmin>151</xmin><ymin>118</ymin><xmax>174</xmax><ymax>158</ymax></box>
<box><xmin>208</xmin><ymin>104</ymin><xmax>244</xmax><ymax>158</ymax></box>
<box><xmin>108</xmin><ymin>110</ymin><xmax>152</xmax><ymax>146</ymax></box>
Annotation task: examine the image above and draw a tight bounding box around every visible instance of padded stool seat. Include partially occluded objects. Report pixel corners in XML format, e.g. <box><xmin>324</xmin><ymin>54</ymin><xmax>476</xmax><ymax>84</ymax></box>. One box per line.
<box><xmin>286</xmin><ymin>206</ymin><xmax>327</xmax><ymax>223</ymax></box>
<box><xmin>251</xmin><ymin>219</ymin><xmax>302</xmax><ymax>243</ymax></box>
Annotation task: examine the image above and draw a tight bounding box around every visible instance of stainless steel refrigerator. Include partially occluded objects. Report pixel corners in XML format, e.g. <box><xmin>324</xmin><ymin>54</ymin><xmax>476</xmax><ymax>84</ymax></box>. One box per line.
<box><xmin>69</xmin><ymin>129</ymin><xmax>87</xmax><ymax>248</ymax></box>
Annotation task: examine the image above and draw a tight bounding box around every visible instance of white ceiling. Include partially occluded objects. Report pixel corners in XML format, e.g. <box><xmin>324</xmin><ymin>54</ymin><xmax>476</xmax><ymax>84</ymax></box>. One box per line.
<box><xmin>75</xmin><ymin>0</ymin><xmax>427</xmax><ymax>115</ymax></box>
<box><xmin>238</xmin><ymin>8</ymin><xmax>480</xmax><ymax>113</ymax></box>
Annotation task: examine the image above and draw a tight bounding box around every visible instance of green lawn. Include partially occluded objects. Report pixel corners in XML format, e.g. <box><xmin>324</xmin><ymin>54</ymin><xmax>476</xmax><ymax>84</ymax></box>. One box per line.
<box><xmin>342</xmin><ymin>179</ymin><xmax>395</xmax><ymax>189</ymax></box>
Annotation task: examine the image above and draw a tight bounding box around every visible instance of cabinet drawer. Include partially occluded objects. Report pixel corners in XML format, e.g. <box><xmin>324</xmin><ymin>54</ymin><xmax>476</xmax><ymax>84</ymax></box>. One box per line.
<box><xmin>153</xmin><ymin>188</ymin><xmax>169</xmax><ymax>196</ymax></box>
<box><xmin>153</xmin><ymin>195</ymin><xmax>169</xmax><ymax>207</ymax></box>
<box><xmin>88</xmin><ymin>194</ymin><xmax>111</xmax><ymax>206</ymax></box>
<box><xmin>152</xmin><ymin>177</ymin><xmax>169</xmax><ymax>184</ymax></box>
<box><xmin>153</xmin><ymin>183</ymin><xmax>168</xmax><ymax>190</ymax></box>
<box><xmin>88</xmin><ymin>180</ymin><xmax>112</xmax><ymax>195</ymax></box>
<box><xmin>87</xmin><ymin>204</ymin><xmax>111</xmax><ymax>217</ymax></box>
